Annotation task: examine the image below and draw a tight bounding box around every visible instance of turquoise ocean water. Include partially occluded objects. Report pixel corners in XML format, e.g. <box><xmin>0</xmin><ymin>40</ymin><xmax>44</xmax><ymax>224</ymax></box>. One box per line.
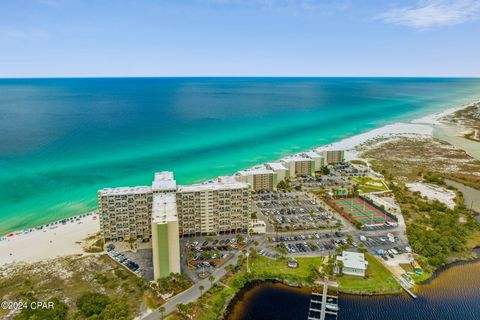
<box><xmin>1</xmin><ymin>78</ymin><xmax>480</xmax><ymax>235</ymax></box>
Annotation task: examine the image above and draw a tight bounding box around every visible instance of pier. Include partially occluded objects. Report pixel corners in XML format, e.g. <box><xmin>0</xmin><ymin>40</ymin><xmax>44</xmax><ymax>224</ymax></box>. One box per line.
<box><xmin>396</xmin><ymin>276</ymin><xmax>417</xmax><ymax>299</ymax></box>
<box><xmin>307</xmin><ymin>277</ymin><xmax>338</xmax><ymax>320</ymax></box>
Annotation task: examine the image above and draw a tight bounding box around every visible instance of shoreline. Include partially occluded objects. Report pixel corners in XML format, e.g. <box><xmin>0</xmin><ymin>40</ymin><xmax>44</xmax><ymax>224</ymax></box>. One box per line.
<box><xmin>0</xmin><ymin>213</ymin><xmax>100</xmax><ymax>267</ymax></box>
<box><xmin>1</xmin><ymin>100</ymin><xmax>478</xmax><ymax>266</ymax></box>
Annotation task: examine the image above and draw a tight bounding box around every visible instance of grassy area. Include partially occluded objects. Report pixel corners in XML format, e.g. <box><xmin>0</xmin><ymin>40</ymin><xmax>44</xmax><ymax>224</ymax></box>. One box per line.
<box><xmin>193</xmin><ymin>254</ymin><xmax>323</xmax><ymax>320</ymax></box>
<box><xmin>360</xmin><ymin>136</ymin><xmax>480</xmax><ymax>188</ymax></box>
<box><xmin>337</xmin><ymin>254</ymin><xmax>401</xmax><ymax>295</ymax></box>
<box><xmin>82</xmin><ymin>232</ymin><xmax>104</xmax><ymax>253</ymax></box>
<box><xmin>351</xmin><ymin>176</ymin><xmax>389</xmax><ymax>194</ymax></box>
<box><xmin>465</xmin><ymin>230</ymin><xmax>480</xmax><ymax>250</ymax></box>
<box><xmin>0</xmin><ymin>254</ymin><xmax>155</xmax><ymax>319</ymax></box>
<box><xmin>250</xmin><ymin>255</ymin><xmax>322</xmax><ymax>283</ymax></box>
<box><xmin>349</xmin><ymin>159</ymin><xmax>368</xmax><ymax>166</ymax></box>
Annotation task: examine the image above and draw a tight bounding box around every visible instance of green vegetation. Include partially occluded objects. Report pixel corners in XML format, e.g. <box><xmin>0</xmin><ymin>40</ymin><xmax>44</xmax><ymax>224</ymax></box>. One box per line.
<box><xmin>191</xmin><ymin>254</ymin><xmax>323</xmax><ymax>320</ymax></box>
<box><xmin>320</xmin><ymin>166</ymin><xmax>330</xmax><ymax>175</ymax></box>
<box><xmin>349</xmin><ymin>159</ymin><xmax>367</xmax><ymax>166</ymax></box>
<box><xmin>14</xmin><ymin>297</ymin><xmax>68</xmax><ymax>320</ymax></box>
<box><xmin>155</xmin><ymin>273</ymin><xmax>193</xmax><ymax>296</ymax></box>
<box><xmin>351</xmin><ymin>176</ymin><xmax>389</xmax><ymax>194</ymax></box>
<box><xmin>249</xmin><ymin>255</ymin><xmax>322</xmax><ymax>284</ymax></box>
<box><xmin>75</xmin><ymin>292</ymin><xmax>130</xmax><ymax>319</ymax></box>
<box><xmin>360</xmin><ymin>136</ymin><xmax>480</xmax><ymax>279</ymax></box>
<box><xmin>83</xmin><ymin>233</ymin><xmax>105</xmax><ymax>253</ymax></box>
<box><xmin>0</xmin><ymin>255</ymin><xmax>155</xmax><ymax>319</ymax></box>
<box><xmin>390</xmin><ymin>179</ymin><xmax>479</xmax><ymax>269</ymax></box>
<box><xmin>337</xmin><ymin>254</ymin><xmax>401</xmax><ymax>295</ymax></box>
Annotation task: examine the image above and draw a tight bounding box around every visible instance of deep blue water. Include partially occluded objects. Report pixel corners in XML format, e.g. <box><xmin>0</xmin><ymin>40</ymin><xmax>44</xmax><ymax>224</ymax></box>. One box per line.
<box><xmin>1</xmin><ymin>77</ymin><xmax>480</xmax><ymax>233</ymax></box>
<box><xmin>227</xmin><ymin>259</ymin><xmax>480</xmax><ymax>320</ymax></box>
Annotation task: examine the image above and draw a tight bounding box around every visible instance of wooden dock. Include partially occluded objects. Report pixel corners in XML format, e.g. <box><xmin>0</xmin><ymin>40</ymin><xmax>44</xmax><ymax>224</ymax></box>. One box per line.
<box><xmin>307</xmin><ymin>277</ymin><xmax>338</xmax><ymax>320</ymax></box>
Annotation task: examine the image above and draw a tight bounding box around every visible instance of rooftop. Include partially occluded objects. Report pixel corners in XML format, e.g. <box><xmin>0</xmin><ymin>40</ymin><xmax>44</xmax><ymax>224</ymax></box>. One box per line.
<box><xmin>152</xmin><ymin>192</ymin><xmax>178</xmax><ymax>224</ymax></box>
<box><xmin>152</xmin><ymin>171</ymin><xmax>177</xmax><ymax>191</ymax></box>
<box><xmin>238</xmin><ymin>167</ymin><xmax>275</xmax><ymax>176</ymax></box>
<box><xmin>178</xmin><ymin>180</ymin><xmax>249</xmax><ymax>193</ymax></box>
<box><xmin>98</xmin><ymin>186</ymin><xmax>151</xmax><ymax>196</ymax></box>
<box><xmin>281</xmin><ymin>156</ymin><xmax>313</xmax><ymax>163</ymax></box>
<box><xmin>337</xmin><ymin>251</ymin><xmax>368</xmax><ymax>270</ymax></box>
<box><xmin>266</xmin><ymin>162</ymin><xmax>287</xmax><ymax>171</ymax></box>
<box><xmin>303</xmin><ymin>151</ymin><xmax>323</xmax><ymax>159</ymax></box>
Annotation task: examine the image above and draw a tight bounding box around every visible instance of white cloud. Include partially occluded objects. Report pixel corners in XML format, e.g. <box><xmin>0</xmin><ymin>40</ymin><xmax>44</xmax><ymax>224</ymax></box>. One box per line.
<box><xmin>379</xmin><ymin>0</ymin><xmax>480</xmax><ymax>28</ymax></box>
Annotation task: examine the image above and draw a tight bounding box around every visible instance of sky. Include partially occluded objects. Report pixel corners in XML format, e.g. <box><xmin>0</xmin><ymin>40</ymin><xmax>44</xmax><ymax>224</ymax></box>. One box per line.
<box><xmin>1</xmin><ymin>0</ymin><xmax>480</xmax><ymax>77</ymax></box>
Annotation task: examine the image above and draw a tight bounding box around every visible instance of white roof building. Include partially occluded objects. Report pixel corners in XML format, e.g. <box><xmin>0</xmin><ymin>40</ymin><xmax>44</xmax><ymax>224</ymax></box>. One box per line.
<box><xmin>337</xmin><ymin>251</ymin><xmax>368</xmax><ymax>277</ymax></box>
<box><xmin>152</xmin><ymin>171</ymin><xmax>177</xmax><ymax>192</ymax></box>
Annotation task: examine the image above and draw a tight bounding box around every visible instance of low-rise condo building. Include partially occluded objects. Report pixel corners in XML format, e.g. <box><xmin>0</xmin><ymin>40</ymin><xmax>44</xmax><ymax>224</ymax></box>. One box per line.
<box><xmin>237</xmin><ymin>167</ymin><xmax>277</xmax><ymax>191</ymax></box>
<box><xmin>303</xmin><ymin>151</ymin><xmax>325</xmax><ymax>171</ymax></box>
<box><xmin>281</xmin><ymin>156</ymin><xmax>315</xmax><ymax>177</ymax></box>
<box><xmin>266</xmin><ymin>162</ymin><xmax>290</xmax><ymax>184</ymax></box>
<box><xmin>323</xmin><ymin>150</ymin><xmax>345</xmax><ymax>164</ymax></box>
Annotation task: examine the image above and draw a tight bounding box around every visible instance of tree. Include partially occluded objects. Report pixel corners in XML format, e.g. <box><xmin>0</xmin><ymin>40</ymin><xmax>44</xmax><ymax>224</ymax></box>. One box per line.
<box><xmin>158</xmin><ymin>306</ymin><xmax>166</xmax><ymax>320</ymax></box>
<box><xmin>236</xmin><ymin>234</ymin><xmax>244</xmax><ymax>242</ymax></box>
<box><xmin>320</xmin><ymin>166</ymin><xmax>330</xmax><ymax>175</ymax></box>
<box><xmin>199</xmin><ymin>285</ymin><xmax>205</xmax><ymax>296</ymax></box>
<box><xmin>14</xmin><ymin>297</ymin><xmax>68</xmax><ymax>320</ymax></box>
<box><xmin>208</xmin><ymin>275</ymin><xmax>215</xmax><ymax>286</ymax></box>
<box><xmin>177</xmin><ymin>302</ymin><xmax>195</xmax><ymax>319</ymax></box>
<box><xmin>347</xmin><ymin>234</ymin><xmax>353</xmax><ymax>245</ymax></box>
<box><xmin>277</xmin><ymin>180</ymin><xmax>288</xmax><ymax>190</ymax></box>
<box><xmin>76</xmin><ymin>292</ymin><xmax>111</xmax><ymax>317</ymax></box>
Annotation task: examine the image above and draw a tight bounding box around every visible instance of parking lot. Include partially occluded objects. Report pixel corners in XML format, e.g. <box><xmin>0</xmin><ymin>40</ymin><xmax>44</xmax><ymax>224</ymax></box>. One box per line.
<box><xmin>263</xmin><ymin>228</ymin><xmax>410</xmax><ymax>260</ymax></box>
<box><xmin>184</xmin><ymin>236</ymin><xmax>246</xmax><ymax>274</ymax></box>
<box><xmin>106</xmin><ymin>243</ymin><xmax>154</xmax><ymax>280</ymax></box>
<box><xmin>269</xmin><ymin>231</ymin><xmax>354</xmax><ymax>255</ymax></box>
<box><xmin>255</xmin><ymin>190</ymin><xmax>341</xmax><ymax>231</ymax></box>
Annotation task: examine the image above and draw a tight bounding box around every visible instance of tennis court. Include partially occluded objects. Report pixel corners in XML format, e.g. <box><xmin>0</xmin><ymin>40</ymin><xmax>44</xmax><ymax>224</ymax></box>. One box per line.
<box><xmin>327</xmin><ymin>197</ymin><xmax>392</xmax><ymax>226</ymax></box>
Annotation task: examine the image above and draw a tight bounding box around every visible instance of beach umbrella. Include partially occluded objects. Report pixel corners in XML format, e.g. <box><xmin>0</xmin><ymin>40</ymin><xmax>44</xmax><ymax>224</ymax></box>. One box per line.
<box><xmin>7</xmin><ymin>233</ymin><xmax>14</xmax><ymax>237</ymax></box>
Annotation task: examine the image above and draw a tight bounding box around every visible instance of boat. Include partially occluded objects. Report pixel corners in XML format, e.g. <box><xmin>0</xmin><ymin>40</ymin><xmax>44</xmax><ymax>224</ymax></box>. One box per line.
<box><xmin>326</xmin><ymin>303</ymin><xmax>339</xmax><ymax>311</ymax></box>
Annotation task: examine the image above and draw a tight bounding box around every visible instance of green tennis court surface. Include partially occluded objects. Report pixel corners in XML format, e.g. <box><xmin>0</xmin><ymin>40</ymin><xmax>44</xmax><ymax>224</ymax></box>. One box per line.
<box><xmin>328</xmin><ymin>196</ymin><xmax>392</xmax><ymax>226</ymax></box>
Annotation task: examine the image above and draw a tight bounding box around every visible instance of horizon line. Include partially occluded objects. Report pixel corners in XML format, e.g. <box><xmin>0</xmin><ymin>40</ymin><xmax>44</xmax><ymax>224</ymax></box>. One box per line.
<box><xmin>1</xmin><ymin>75</ymin><xmax>480</xmax><ymax>80</ymax></box>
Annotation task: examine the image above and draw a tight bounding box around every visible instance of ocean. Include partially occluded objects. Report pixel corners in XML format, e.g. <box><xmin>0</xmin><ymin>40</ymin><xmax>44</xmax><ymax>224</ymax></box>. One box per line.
<box><xmin>1</xmin><ymin>77</ymin><xmax>480</xmax><ymax>234</ymax></box>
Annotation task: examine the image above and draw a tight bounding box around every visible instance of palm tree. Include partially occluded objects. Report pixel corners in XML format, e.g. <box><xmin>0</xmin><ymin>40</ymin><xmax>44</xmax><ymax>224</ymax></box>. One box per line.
<box><xmin>199</xmin><ymin>285</ymin><xmax>205</xmax><ymax>296</ymax></box>
<box><xmin>158</xmin><ymin>306</ymin><xmax>165</xmax><ymax>320</ymax></box>
<box><xmin>208</xmin><ymin>275</ymin><xmax>215</xmax><ymax>286</ymax></box>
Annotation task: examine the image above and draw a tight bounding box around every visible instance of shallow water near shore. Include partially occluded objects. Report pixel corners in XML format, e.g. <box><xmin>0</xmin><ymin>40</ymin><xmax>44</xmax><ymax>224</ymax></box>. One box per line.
<box><xmin>2</xmin><ymin>77</ymin><xmax>480</xmax><ymax>234</ymax></box>
<box><xmin>226</xmin><ymin>258</ymin><xmax>480</xmax><ymax>320</ymax></box>
<box><xmin>433</xmin><ymin>124</ymin><xmax>480</xmax><ymax>160</ymax></box>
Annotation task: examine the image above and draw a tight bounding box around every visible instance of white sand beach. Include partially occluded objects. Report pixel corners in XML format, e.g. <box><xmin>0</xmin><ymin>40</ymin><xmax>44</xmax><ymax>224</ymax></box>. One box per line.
<box><xmin>0</xmin><ymin>214</ymin><xmax>100</xmax><ymax>266</ymax></box>
<box><xmin>315</xmin><ymin>122</ymin><xmax>433</xmax><ymax>160</ymax></box>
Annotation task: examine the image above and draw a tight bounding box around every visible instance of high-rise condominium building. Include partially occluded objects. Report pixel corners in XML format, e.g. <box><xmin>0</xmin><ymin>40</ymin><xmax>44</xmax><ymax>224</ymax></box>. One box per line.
<box><xmin>98</xmin><ymin>186</ymin><xmax>153</xmax><ymax>242</ymax></box>
<box><xmin>176</xmin><ymin>182</ymin><xmax>251</xmax><ymax>237</ymax></box>
<box><xmin>98</xmin><ymin>172</ymin><xmax>251</xmax><ymax>242</ymax></box>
